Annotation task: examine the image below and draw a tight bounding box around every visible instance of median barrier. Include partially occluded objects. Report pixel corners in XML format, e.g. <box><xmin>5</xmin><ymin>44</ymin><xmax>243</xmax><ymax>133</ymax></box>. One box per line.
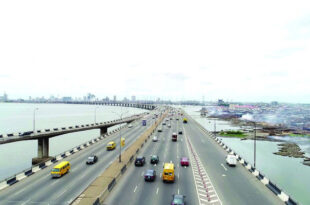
<box><xmin>72</xmin><ymin>112</ymin><xmax>167</xmax><ymax>205</ymax></box>
<box><xmin>183</xmin><ymin>111</ymin><xmax>298</xmax><ymax>204</ymax></box>
<box><xmin>39</xmin><ymin>162</ymin><xmax>47</xmax><ymax>169</ymax></box>
<box><xmin>24</xmin><ymin>169</ymin><xmax>33</xmax><ymax>176</ymax></box>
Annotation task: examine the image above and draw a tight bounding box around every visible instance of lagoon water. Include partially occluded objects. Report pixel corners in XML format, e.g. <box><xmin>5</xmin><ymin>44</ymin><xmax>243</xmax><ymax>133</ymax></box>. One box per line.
<box><xmin>183</xmin><ymin>105</ymin><xmax>310</xmax><ymax>205</ymax></box>
<box><xmin>0</xmin><ymin>103</ymin><xmax>145</xmax><ymax>181</ymax></box>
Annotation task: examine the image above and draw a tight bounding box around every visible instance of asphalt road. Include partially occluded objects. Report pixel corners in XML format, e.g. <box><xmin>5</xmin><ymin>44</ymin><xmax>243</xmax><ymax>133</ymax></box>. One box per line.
<box><xmin>105</xmin><ymin>118</ymin><xmax>199</xmax><ymax>205</ymax></box>
<box><xmin>0</xmin><ymin>113</ymin><xmax>158</xmax><ymax>205</ymax></box>
<box><xmin>182</xmin><ymin>116</ymin><xmax>283</xmax><ymax>205</ymax></box>
<box><xmin>105</xmin><ymin>113</ymin><xmax>284</xmax><ymax>205</ymax></box>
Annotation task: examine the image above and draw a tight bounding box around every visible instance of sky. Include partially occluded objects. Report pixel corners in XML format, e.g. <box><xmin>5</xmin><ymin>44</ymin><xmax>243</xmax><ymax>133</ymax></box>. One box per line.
<box><xmin>1</xmin><ymin>0</ymin><xmax>310</xmax><ymax>103</ymax></box>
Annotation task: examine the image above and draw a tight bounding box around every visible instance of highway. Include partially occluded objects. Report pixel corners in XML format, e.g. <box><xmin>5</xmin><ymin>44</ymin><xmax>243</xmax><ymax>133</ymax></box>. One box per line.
<box><xmin>0</xmin><ymin>113</ymin><xmax>158</xmax><ymax>205</ymax></box>
<box><xmin>105</xmin><ymin>113</ymin><xmax>284</xmax><ymax>205</ymax></box>
<box><xmin>105</xmin><ymin>117</ymin><xmax>199</xmax><ymax>205</ymax></box>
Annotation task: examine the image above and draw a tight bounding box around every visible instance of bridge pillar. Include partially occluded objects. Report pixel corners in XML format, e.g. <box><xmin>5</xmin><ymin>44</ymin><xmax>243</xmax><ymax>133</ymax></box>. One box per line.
<box><xmin>32</xmin><ymin>137</ymin><xmax>51</xmax><ymax>165</ymax></box>
<box><xmin>100</xmin><ymin>127</ymin><xmax>108</xmax><ymax>136</ymax></box>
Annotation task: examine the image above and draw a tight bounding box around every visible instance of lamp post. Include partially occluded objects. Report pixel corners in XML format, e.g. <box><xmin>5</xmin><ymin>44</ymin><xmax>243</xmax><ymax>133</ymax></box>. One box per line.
<box><xmin>213</xmin><ymin>118</ymin><xmax>217</xmax><ymax>137</ymax></box>
<box><xmin>254</xmin><ymin>121</ymin><xmax>257</xmax><ymax>168</ymax></box>
<box><xmin>33</xmin><ymin>108</ymin><xmax>39</xmax><ymax>133</ymax></box>
<box><xmin>112</xmin><ymin>109</ymin><xmax>129</xmax><ymax>162</ymax></box>
<box><xmin>94</xmin><ymin>106</ymin><xmax>99</xmax><ymax>123</ymax></box>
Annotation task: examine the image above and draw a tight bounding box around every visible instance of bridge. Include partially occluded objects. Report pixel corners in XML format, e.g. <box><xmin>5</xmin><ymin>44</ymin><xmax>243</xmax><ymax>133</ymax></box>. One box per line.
<box><xmin>0</xmin><ymin>113</ymin><xmax>146</xmax><ymax>164</ymax></box>
<box><xmin>12</xmin><ymin>100</ymin><xmax>157</xmax><ymax>110</ymax></box>
<box><xmin>0</xmin><ymin>107</ymin><xmax>298</xmax><ymax>205</ymax></box>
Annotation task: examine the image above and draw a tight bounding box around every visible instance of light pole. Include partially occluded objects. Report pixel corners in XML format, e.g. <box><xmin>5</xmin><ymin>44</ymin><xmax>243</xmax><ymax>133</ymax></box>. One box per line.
<box><xmin>213</xmin><ymin>118</ymin><xmax>217</xmax><ymax>137</ymax></box>
<box><xmin>33</xmin><ymin>108</ymin><xmax>39</xmax><ymax>133</ymax></box>
<box><xmin>112</xmin><ymin>109</ymin><xmax>129</xmax><ymax>162</ymax></box>
<box><xmin>254</xmin><ymin>121</ymin><xmax>257</xmax><ymax>168</ymax></box>
<box><xmin>94</xmin><ymin>106</ymin><xmax>99</xmax><ymax>123</ymax></box>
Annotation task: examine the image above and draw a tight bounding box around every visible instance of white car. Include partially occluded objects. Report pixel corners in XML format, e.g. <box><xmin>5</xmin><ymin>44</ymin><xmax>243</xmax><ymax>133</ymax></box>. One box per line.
<box><xmin>128</xmin><ymin>124</ymin><xmax>133</xmax><ymax>128</ymax></box>
<box><xmin>168</xmin><ymin>124</ymin><xmax>171</xmax><ymax>128</ymax></box>
<box><xmin>226</xmin><ymin>154</ymin><xmax>237</xmax><ymax>166</ymax></box>
<box><xmin>152</xmin><ymin>136</ymin><xmax>158</xmax><ymax>142</ymax></box>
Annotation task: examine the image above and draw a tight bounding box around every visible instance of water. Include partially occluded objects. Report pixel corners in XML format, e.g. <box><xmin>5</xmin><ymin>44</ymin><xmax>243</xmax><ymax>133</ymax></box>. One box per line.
<box><xmin>0</xmin><ymin>103</ymin><xmax>145</xmax><ymax>180</ymax></box>
<box><xmin>183</xmin><ymin>105</ymin><xmax>310</xmax><ymax>205</ymax></box>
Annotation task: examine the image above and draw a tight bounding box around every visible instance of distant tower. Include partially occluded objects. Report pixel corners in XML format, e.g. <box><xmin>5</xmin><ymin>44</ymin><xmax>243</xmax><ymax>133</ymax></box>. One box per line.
<box><xmin>113</xmin><ymin>95</ymin><xmax>117</xmax><ymax>102</ymax></box>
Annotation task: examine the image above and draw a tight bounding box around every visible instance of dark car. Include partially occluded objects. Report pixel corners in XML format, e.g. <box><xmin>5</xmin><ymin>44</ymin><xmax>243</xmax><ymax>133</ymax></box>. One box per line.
<box><xmin>178</xmin><ymin>130</ymin><xmax>183</xmax><ymax>135</ymax></box>
<box><xmin>144</xmin><ymin>169</ymin><xmax>156</xmax><ymax>182</ymax></box>
<box><xmin>135</xmin><ymin>156</ymin><xmax>145</xmax><ymax>166</ymax></box>
<box><xmin>171</xmin><ymin>194</ymin><xmax>185</xmax><ymax>205</ymax></box>
<box><xmin>150</xmin><ymin>155</ymin><xmax>159</xmax><ymax>164</ymax></box>
<box><xmin>86</xmin><ymin>155</ymin><xmax>98</xmax><ymax>164</ymax></box>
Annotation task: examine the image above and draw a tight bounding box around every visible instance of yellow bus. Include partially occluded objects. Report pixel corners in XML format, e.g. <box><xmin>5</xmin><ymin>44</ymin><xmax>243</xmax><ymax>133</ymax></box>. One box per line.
<box><xmin>162</xmin><ymin>163</ymin><xmax>175</xmax><ymax>182</ymax></box>
<box><xmin>107</xmin><ymin>141</ymin><xmax>116</xmax><ymax>150</ymax></box>
<box><xmin>51</xmin><ymin>161</ymin><xmax>70</xmax><ymax>178</ymax></box>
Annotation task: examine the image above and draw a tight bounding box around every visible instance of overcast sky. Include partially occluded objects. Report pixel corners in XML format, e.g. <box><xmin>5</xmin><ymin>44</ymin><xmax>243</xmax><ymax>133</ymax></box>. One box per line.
<box><xmin>1</xmin><ymin>1</ymin><xmax>310</xmax><ymax>103</ymax></box>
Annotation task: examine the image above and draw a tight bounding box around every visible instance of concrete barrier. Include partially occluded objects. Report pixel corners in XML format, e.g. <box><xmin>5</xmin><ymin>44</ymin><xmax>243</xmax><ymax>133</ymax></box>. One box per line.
<box><xmin>72</xmin><ymin>112</ymin><xmax>167</xmax><ymax>205</ymax></box>
<box><xmin>184</xmin><ymin>112</ymin><xmax>298</xmax><ymax>204</ymax></box>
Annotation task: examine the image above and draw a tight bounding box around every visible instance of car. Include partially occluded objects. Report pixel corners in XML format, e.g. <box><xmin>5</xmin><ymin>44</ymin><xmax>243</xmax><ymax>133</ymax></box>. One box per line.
<box><xmin>86</xmin><ymin>155</ymin><xmax>98</xmax><ymax>164</ymax></box>
<box><xmin>135</xmin><ymin>156</ymin><xmax>146</xmax><ymax>166</ymax></box>
<box><xmin>168</xmin><ymin>124</ymin><xmax>171</xmax><ymax>128</ymax></box>
<box><xmin>226</xmin><ymin>154</ymin><xmax>237</xmax><ymax>166</ymax></box>
<box><xmin>178</xmin><ymin>130</ymin><xmax>183</xmax><ymax>135</ymax></box>
<box><xmin>180</xmin><ymin>157</ymin><xmax>189</xmax><ymax>166</ymax></box>
<box><xmin>158</xmin><ymin>127</ymin><xmax>162</xmax><ymax>132</ymax></box>
<box><xmin>162</xmin><ymin>122</ymin><xmax>166</xmax><ymax>125</ymax></box>
<box><xmin>150</xmin><ymin>155</ymin><xmax>159</xmax><ymax>164</ymax></box>
<box><xmin>176</xmin><ymin>118</ymin><xmax>179</xmax><ymax>120</ymax></box>
<box><xmin>144</xmin><ymin>169</ymin><xmax>156</xmax><ymax>182</ymax></box>
<box><xmin>171</xmin><ymin>194</ymin><xmax>185</xmax><ymax>205</ymax></box>
<box><xmin>128</xmin><ymin>124</ymin><xmax>133</xmax><ymax>128</ymax></box>
<box><xmin>152</xmin><ymin>136</ymin><xmax>158</xmax><ymax>142</ymax></box>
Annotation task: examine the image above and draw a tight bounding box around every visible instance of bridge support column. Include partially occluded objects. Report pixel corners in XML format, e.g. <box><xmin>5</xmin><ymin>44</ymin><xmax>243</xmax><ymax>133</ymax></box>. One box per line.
<box><xmin>32</xmin><ymin>137</ymin><xmax>52</xmax><ymax>165</ymax></box>
<box><xmin>100</xmin><ymin>127</ymin><xmax>108</xmax><ymax>136</ymax></box>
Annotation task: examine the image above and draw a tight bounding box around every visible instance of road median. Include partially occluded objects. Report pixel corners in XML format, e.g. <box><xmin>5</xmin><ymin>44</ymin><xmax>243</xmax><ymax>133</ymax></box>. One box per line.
<box><xmin>72</xmin><ymin>112</ymin><xmax>167</xmax><ymax>205</ymax></box>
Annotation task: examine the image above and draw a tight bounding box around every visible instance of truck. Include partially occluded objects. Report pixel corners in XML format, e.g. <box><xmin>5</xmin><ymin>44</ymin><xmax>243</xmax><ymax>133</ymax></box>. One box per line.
<box><xmin>142</xmin><ymin>119</ymin><xmax>147</xmax><ymax>126</ymax></box>
<box><xmin>172</xmin><ymin>132</ymin><xmax>177</xmax><ymax>141</ymax></box>
<box><xmin>183</xmin><ymin>118</ymin><xmax>188</xmax><ymax>123</ymax></box>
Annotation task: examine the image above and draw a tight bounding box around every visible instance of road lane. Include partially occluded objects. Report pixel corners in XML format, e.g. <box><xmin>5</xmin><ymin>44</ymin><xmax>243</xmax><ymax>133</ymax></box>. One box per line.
<box><xmin>0</xmin><ymin>114</ymin><xmax>158</xmax><ymax>204</ymax></box>
<box><xmin>182</xmin><ymin>117</ymin><xmax>283</xmax><ymax>205</ymax></box>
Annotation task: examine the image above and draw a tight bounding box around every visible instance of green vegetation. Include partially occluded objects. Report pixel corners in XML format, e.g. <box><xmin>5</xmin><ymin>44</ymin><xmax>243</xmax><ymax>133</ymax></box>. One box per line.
<box><xmin>219</xmin><ymin>130</ymin><xmax>247</xmax><ymax>138</ymax></box>
<box><xmin>289</xmin><ymin>133</ymin><xmax>310</xmax><ymax>137</ymax></box>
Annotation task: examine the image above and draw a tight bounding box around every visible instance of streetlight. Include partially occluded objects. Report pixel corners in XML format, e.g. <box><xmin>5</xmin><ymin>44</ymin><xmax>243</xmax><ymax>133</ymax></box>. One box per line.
<box><xmin>253</xmin><ymin>121</ymin><xmax>257</xmax><ymax>168</ymax></box>
<box><xmin>33</xmin><ymin>108</ymin><xmax>39</xmax><ymax>133</ymax></box>
<box><xmin>213</xmin><ymin>118</ymin><xmax>217</xmax><ymax>137</ymax></box>
<box><xmin>112</xmin><ymin>109</ymin><xmax>129</xmax><ymax>162</ymax></box>
<box><xmin>94</xmin><ymin>106</ymin><xmax>99</xmax><ymax>123</ymax></box>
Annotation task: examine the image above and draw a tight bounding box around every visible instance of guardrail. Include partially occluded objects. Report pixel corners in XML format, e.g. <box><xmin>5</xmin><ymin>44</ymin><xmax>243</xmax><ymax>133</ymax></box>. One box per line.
<box><xmin>184</xmin><ymin>112</ymin><xmax>298</xmax><ymax>205</ymax></box>
<box><xmin>0</xmin><ymin>123</ymin><xmax>131</xmax><ymax>192</ymax></box>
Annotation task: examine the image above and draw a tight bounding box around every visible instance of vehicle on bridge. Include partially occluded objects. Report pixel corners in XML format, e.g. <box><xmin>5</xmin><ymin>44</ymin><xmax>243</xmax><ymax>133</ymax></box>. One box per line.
<box><xmin>172</xmin><ymin>133</ymin><xmax>177</xmax><ymax>141</ymax></box>
<box><xmin>178</xmin><ymin>130</ymin><xmax>183</xmax><ymax>135</ymax></box>
<box><xmin>150</xmin><ymin>155</ymin><xmax>159</xmax><ymax>164</ymax></box>
<box><xmin>152</xmin><ymin>136</ymin><xmax>158</xmax><ymax>142</ymax></box>
<box><xmin>157</xmin><ymin>127</ymin><xmax>162</xmax><ymax>132</ymax></box>
<box><xmin>171</xmin><ymin>194</ymin><xmax>186</xmax><ymax>205</ymax></box>
<box><xmin>144</xmin><ymin>169</ymin><xmax>156</xmax><ymax>182</ymax></box>
<box><xmin>183</xmin><ymin>118</ymin><xmax>188</xmax><ymax>123</ymax></box>
<box><xmin>163</xmin><ymin>163</ymin><xmax>175</xmax><ymax>182</ymax></box>
<box><xmin>135</xmin><ymin>156</ymin><xmax>145</xmax><ymax>166</ymax></box>
<box><xmin>142</xmin><ymin>119</ymin><xmax>147</xmax><ymax>126</ymax></box>
<box><xmin>226</xmin><ymin>154</ymin><xmax>237</xmax><ymax>166</ymax></box>
<box><xmin>86</xmin><ymin>155</ymin><xmax>98</xmax><ymax>164</ymax></box>
<box><xmin>106</xmin><ymin>141</ymin><xmax>116</xmax><ymax>150</ymax></box>
<box><xmin>180</xmin><ymin>157</ymin><xmax>189</xmax><ymax>166</ymax></box>
<box><xmin>51</xmin><ymin>161</ymin><xmax>70</xmax><ymax>178</ymax></box>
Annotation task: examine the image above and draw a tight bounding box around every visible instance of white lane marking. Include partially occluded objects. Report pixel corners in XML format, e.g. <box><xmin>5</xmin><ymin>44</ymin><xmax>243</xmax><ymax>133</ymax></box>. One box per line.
<box><xmin>134</xmin><ymin>185</ymin><xmax>138</xmax><ymax>193</ymax></box>
<box><xmin>141</xmin><ymin>171</ymin><xmax>144</xmax><ymax>176</ymax></box>
<box><xmin>156</xmin><ymin>187</ymin><xmax>159</xmax><ymax>195</ymax></box>
<box><xmin>160</xmin><ymin>173</ymin><xmax>162</xmax><ymax>178</ymax></box>
<box><xmin>178</xmin><ymin>188</ymin><xmax>180</xmax><ymax>194</ymax></box>
<box><xmin>222</xmin><ymin>174</ymin><xmax>226</xmax><ymax>177</ymax></box>
<box><xmin>21</xmin><ymin>199</ymin><xmax>31</xmax><ymax>205</ymax></box>
<box><xmin>221</xmin><ymin>163</ymin><xmax>227</xmax><ymax>171</ymax></box>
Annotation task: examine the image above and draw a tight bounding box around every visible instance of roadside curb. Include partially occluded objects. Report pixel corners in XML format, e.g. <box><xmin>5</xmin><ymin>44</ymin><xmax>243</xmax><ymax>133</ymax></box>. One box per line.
<box><xmin>0</xmin><ymin>120</ymin><xmax>137</xmax><ymax>192</ymax></box>
<box><xmin>184</xmin><ymin>113</ymin><xmax>298</xmax><ymax>205</ymax></box>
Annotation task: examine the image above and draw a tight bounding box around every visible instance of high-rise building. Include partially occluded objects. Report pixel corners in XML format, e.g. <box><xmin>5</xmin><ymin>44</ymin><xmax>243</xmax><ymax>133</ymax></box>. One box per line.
<box><xmin>113</xmin><ymin>95</ymin><xmax>117</xmax><ymax>102</ymax></box>
<box><xmin>131</xmin><ymin>95</ymin><xmax>136</xmax><ymax>102</ymax></box>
